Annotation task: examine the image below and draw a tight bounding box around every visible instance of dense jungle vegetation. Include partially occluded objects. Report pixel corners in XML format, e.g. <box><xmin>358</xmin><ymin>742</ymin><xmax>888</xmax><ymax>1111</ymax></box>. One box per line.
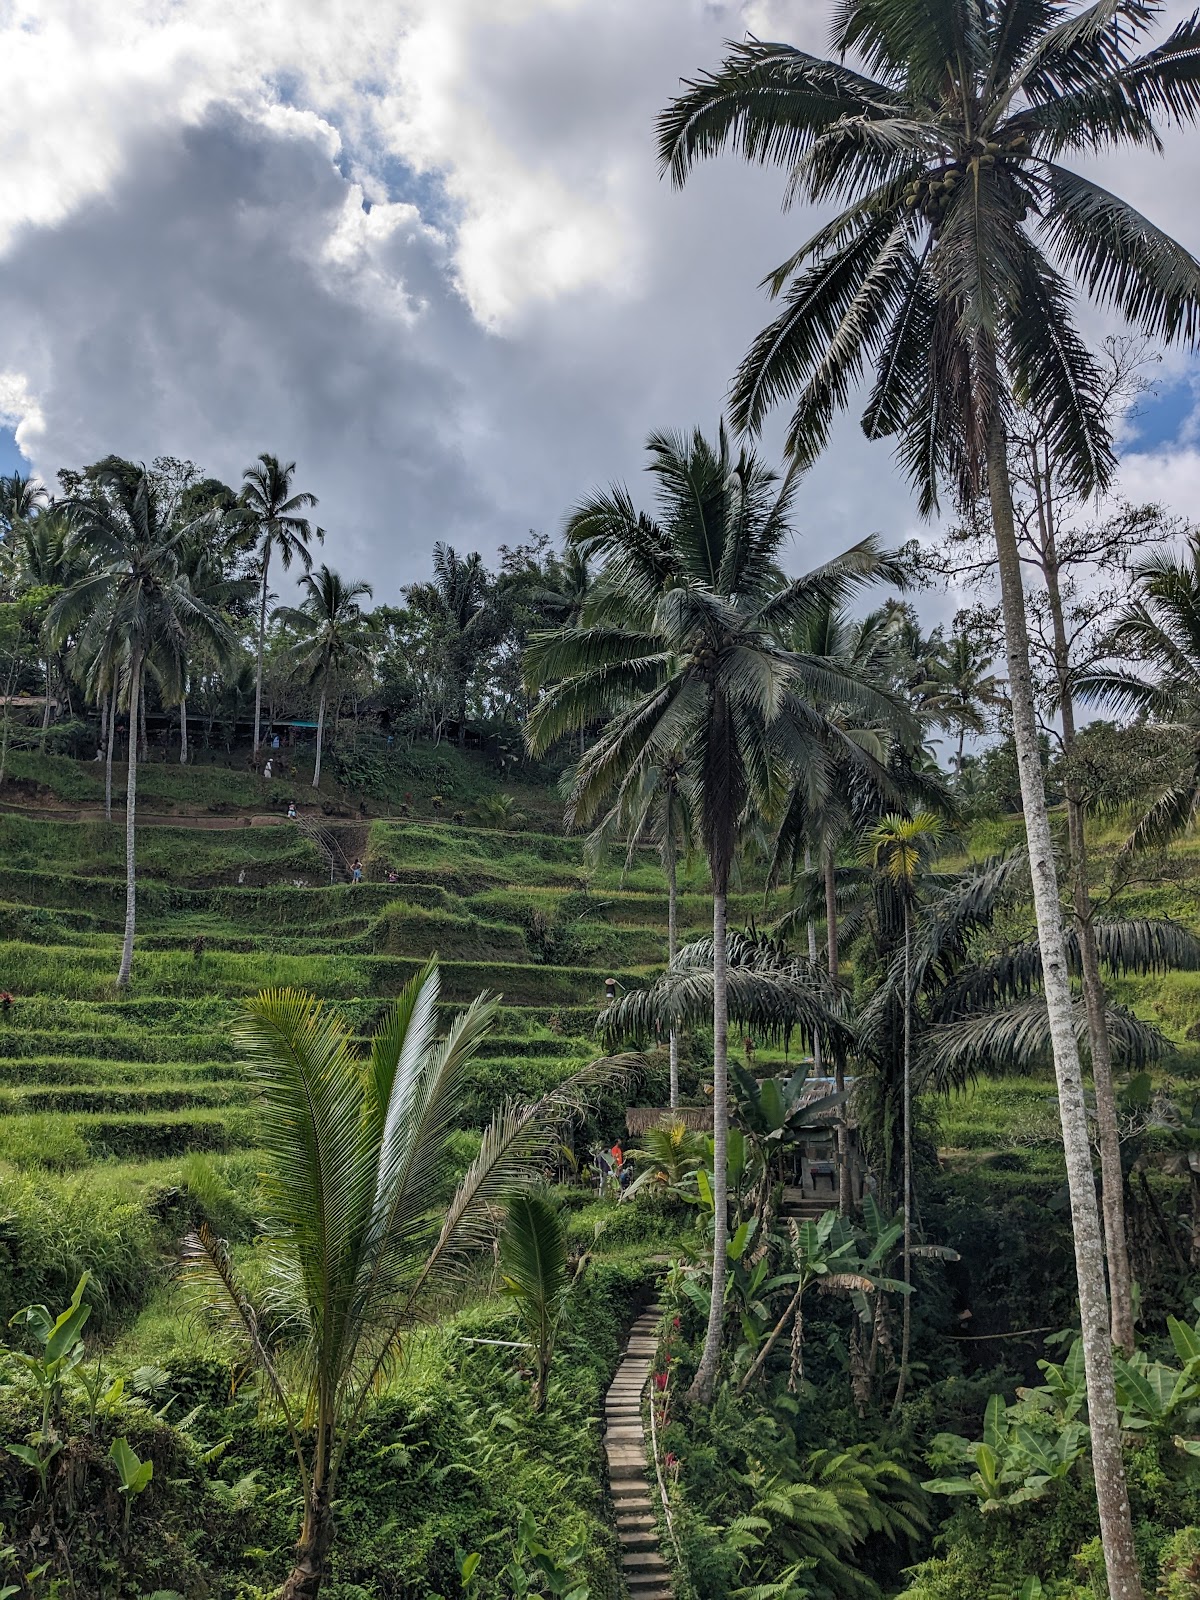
<box><xmin>6</xmin><ymin>1</ymin><xmax>1200</xmax><ymax>1597</ymax></box>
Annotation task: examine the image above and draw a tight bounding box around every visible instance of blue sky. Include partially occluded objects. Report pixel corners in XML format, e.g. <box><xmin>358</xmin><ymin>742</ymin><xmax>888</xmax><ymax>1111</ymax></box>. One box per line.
<box><xmin>0</xmin><ymin>427</ymin><xmax>27</xmax><ymax>477</ymax></box>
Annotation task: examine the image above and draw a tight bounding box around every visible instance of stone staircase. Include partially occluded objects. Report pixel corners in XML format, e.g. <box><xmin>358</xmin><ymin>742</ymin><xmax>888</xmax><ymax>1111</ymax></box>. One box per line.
<box><xmin>604</xmin><ymin>1303</ymin><xmax>674</xmax><ymax>1599</ymax></box>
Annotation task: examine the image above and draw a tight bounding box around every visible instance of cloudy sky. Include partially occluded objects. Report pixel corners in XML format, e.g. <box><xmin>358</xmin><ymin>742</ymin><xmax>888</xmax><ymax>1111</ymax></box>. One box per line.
<box><xmin>2</xmin><ymin>0</ymin><xmax>1199</xmax><ymax>605</ymax></box>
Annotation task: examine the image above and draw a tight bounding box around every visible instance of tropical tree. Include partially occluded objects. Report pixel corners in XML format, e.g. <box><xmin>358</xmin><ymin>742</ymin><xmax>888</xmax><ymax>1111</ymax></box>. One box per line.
<box><xmin>526</xmin><ymin>424</ymin><xmax>908</xmax><ymax>1402</ymax></box>
<box><xmin>183</xmin><ymin>962</ymin><xmax>627</xmax><ymax>1600</ymax></box>
<box><xmin>50</xmin><ymin>466</ymin><xmax>231</xmax><ymax>986</ymax></box>
<box><xmin>927</xmin><ymin>623</ymin><xmax>1005</xmax><ymax>769</ymax></box>
<box><xmin>590</xmin><ymin>751</ymin><xmax>695</xmax><ymax>1107</ymax></box>
<box><xmin>0</xmin><ymin>472</ymin><xmax>48</xmax><ymax>535</ymax></box>
<box><xmin>240</xmin><ymin>454</ymin><xmax>321</xmax><ymax>756</ymax></box>
<box><xmin>658</xmin><ymin>7</ymin><xmax>1200</xmax><ymax>1589</ymax></box>
<box><xmin>276</xmin><ymin>565</ymin><xmax>373</xmax><ymax>789</ymax></box>
<box><xmin>859</xmin><ymin>811</ymin><xmax>944</xmax><ymax>1413</ymax></box>
<box><xmin>498</xmin><ymin>1191</ymin><xmax>576</xmax><ymax>1413</ymax></box>
<box><xmin>406</xmin><ymin>544</ymin><xmax>501</xmax><ymax>746</ymax></box>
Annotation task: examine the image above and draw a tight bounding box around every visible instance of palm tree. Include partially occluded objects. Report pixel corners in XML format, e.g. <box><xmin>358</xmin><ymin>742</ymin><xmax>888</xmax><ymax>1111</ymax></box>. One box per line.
<box><xmin>183</xmin><ymin>962</ymin><xmax>627</xmax><ymax>1599</ymax></box>
<box><xmin>658</xmin><ymin>10</ymin><xmax>1200</xmax><ymax>1587</ymax></box>
<box><xmin>240</xmin><ymin>454</ymin><xmax>321</xmax><ymax>756</ymax></box>
<box><xmin>590</xmin><ymin>751</ymin><xmax>695</xmax><ymax>1107</ymax></box>
<box><xmin>0</xmin><ymin>472</ymin><xmax>48</xmax><ymax>534</ymax></box>
<box><xmin>49</xmin><ymin>466</ymin><xmax>231</xmax><ymax>986</ymax></box>
<box><xmin>526</xmin><ymin>425</ymin><xmax>908</xmax><ymax>1402</ymax></box>
<box><xmin>928</xmin><ymin>628</ymin><xmax>1005</xmax><ymax>769</ymax></box>
<box><xmin>276</xmin><ymin>565</ymin><xmax>373</xmax><ymax>789</ymax></box>
<box><xmin>859</xmin><ymin>811</ymin><xmax>944</xmax><ymax>1414</ymax></box>
<box><xmin>1078</xmin><ymin>535</ymin><xmax>1200</xmax><ymax>852</ymax></box>
<box><xmin>406</xmin><ymin>544</ymin><xmax>500</xmax><ymax>747</ymax></box>
<box><xmin>498</xmin><ymin>1191</ymin><xmax>575</xmax><ymax>1413</ymax></box>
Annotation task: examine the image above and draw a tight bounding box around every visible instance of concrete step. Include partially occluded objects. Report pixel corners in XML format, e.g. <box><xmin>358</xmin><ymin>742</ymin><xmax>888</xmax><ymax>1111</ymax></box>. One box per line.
<box><xmin>623</xmin><ymin>1550</ymin><xmax>669</xmax><ymax>1573</ymax></box>
<box><xmin>618</xmin><ymin>1530</ymin><xmax>660</xmax><ymax>1552</ymax></box>
<box><xmin>616</xmin><ymin>1513</ymin><xmax>657</xmax><ymax>1532</ymax></box>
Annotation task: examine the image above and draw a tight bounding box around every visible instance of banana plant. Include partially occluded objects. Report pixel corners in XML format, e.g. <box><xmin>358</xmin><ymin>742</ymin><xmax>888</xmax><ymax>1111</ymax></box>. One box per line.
<box><xmin>924</xmin><ymin>1393</ymin><xmax>1088</xmax><ymax>1510</ymax></box>
<box><xmin>109</xmin><ymin>1436</ymin><xmax>154</xmax><ymax>1532</ymax></box>
<box><xmin>5</xmin><ymin>1273</ymin><xmax>91</xmax><ymax>1438</ymax></box>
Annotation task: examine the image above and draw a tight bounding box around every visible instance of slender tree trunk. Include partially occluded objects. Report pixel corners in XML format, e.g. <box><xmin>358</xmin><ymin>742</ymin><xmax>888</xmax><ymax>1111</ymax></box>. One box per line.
<box><xmin>805</xmin><ymin>845</ymin><xmax>822</xmax><ymax>1074</ymax></box>
<box><xmin>117</xmin><ymin>652</ymin><xmax>142</xmax><ymax>989</ymax></box>
<box><xmin>987</xmin><ymin>405</ymin><xmax>1143</xmax><ymax>1600</ymax></box>
<box><xmin>688</xmin><ymin>883</ymin><xmax>728</xmax><ymax>1405</ymax></box>
<box><xmin>105</xmin><ymin>677</ymin><xmax>117</xmax><ymax>822</ymax></box>
<box><xmin>893</xmin><ymin>904</ymin><xmax>913</xmax><ymax>1416</ymax></box>
<box><xmin>0</xmin><ymin>650</ymin><xmax>20</xmax><ymax>786</ymax></box>
<box><xmin>279</xmin><ymin>1484</ymin><xmax>334</xmax><ymax>1600</ymax></box>
<box><xmin>139</xmin><ymin>680</ymin><xmax>148</xmax><ymax>762</ymax></box>
<box><xmin>1043</xmin><ymin>548</ymin><xmax>1135</xmax><ymax>1354</ymax></box>
<box><xmin>957</xmin><ymin>725</ymin><xmax>966</xmax><ymax>770</ymax></box>
<box><xmin>100</xmin><ymin>686</ymin><xmax>109</xmax><ymax>756</ymax></box>
<box><xmin>825</xmin><ymin>843</ymin><xmax>853</xmax><ymax>1214</ymax></box>
<box><xmin>179</xmin><ymin>697</ymin><xmax>188</xmax><ymax>765</ymax></box>
<box><xmin>667</xmin><ymin>832</ymin><xmax>679</xmax><ymax>1110</ymax></box>
<box><xmin>39</xmin><ymin>659</ymin><xmax>51</xmax><ymax>751</ymax></box>
<box><xmin>253</xmin><ymin>542</ymin><xmax>271</xmax><ymax>756</ymax></box>
<box><xmin>312</xmin><ymin>689</ymin><xmax>326</xmax><ymax>789</ymax></box>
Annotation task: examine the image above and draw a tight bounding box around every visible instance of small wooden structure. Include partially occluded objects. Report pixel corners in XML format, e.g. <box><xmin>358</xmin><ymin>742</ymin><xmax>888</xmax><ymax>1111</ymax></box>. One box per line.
<box><xmin>626</xmin><ymin>1075</ymin><xmax>864</xmax><ymax>1204</ymax></box>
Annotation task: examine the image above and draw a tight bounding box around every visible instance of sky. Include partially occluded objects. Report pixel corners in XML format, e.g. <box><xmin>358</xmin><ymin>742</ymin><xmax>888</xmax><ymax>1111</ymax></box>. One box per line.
<box><xmin>2</xmin><ymin>0</ymin><xmax>1200</xmax><ymax>609</ymax></box>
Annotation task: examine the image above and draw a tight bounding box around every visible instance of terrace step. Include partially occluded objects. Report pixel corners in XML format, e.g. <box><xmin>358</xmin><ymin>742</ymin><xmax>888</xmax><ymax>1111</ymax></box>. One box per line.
<box><xmin>604</xmin><ymin>1305</ymin><xmax>672</xmax><ymax>1597</ymax></box>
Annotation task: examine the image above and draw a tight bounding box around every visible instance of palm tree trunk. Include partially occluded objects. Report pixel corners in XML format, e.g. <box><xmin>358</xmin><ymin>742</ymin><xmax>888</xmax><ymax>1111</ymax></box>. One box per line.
<box><xmin>825</xmin><ymin>844</ymin><xmax>852</xmax><ymax>1215</ymax></box>
<box><xmin>667</xmin><ymin>835</ymin><xmax>680</xmax><ymax>1110</ymax></box>
<box><xmin>987</xmin><ymin>404</ymin><xmax>1142</xmax><ymax>1600</ymax></box>
<box><xmin>179</xmin><ymin>697</ymin><xmax>188</xmax><ymax>765</ymax></box>
<box><xmin>117</xmin><ymin>652</ymin><xmax>142</xmax><ymax>989</ymax></box>
<box><xmin>105</xmin><ymin>677</ymin><xmax>117</xmax><ymax>822</ymax></box>
<box><xmin>892</xmin><ymin>903</ymin><xmax>913</xmax><ymax>1416</ymax></box>
<box><xmin>312</xmin><ymin>689</ymin><xmax>326</xmax><ymax>789</ymax></box>
<box><xmin>139</xmin><ymin>681</ymin><xmax>148</xmax><ymax>762</ymax></box>
<box><xmin>688</xmin><ymin>882</ymin><xmax>729</xmax><ymax>1405</ymax></box>
<box><xmin>280</xmin><ymin>1485</ymin><xmax>334</xmax><ymax>1600</ymax></box>
<box><xmin>805</xmin><ymin>845</ymin><xmax>822</xmax><ymax>1074</ymax></box>
<box><xmin>1043</xmin><ymin>549</ymin><xmax>1135</xmax><ymax>1355</ymax></box>
<box><xmin>253</xmin><ymin>543</ymin><xmax>271</xmax><ymax>756</ymax></box>
<box><xmin>0</xmin><ymin>649</ymin><xmax>20</xmax><ymax>786</ymax></box>
<box><xmin>99</xmin><ymin>685</ymin><xmax>109</xmax><ymax>756</ymax></box>
<box><xmin>39</xmin><ymin>659</ymin><xmax>51</xmax><ymax>751</ymax></box>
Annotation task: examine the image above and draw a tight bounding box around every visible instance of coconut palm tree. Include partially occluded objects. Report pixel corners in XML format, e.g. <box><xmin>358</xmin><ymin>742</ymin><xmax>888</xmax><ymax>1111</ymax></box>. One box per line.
<box><xmin>276</xmin><ymin>565</ymin><xmax>373</xmax><ymax>789</ymax></box>
<box><xmin>0</xmin><ymin>472</ymin><xmax>48</xmax><ymax>535</ymax></box>
<box><xmin>589</xmin><ymin>751</ymin><xmax>696</xmax><ymax>1107</ymax></box>
<box><xmin>1078</xmin><ymin>535</ymin><xmax>1200</xmax><ymax>853</ymax></box>
<box><xmin>240</xmin><ymin>454</ymin><xmax>321</xmax><ymax>756</ymax></box>
<box><xmin>859</xmin><ymin>811</ymin><xmax>944</xmax><ymax>1414</ymax></box>
<box><xmin>658</xmin><ymin>8</ymin><xmax>1200</xmax><ymax>1587</ymax></box>
<box><xmin>928</xmin><ymin>627</ymin><xmax>1005</xmax><ymax>769</ymax></box>
<box><xmin>406</xmin><ymin>544</ymin><xmax>501</xmax><ymax>747</ymax></box>
<box><xmin>526</xmin><ymin>424</ymin><xmax>909</xmax><ymax>1402</ymax></box>
<box><xmin>183</xmin><ymin>962</ymin><xmax>628</xmax><ymax>1599</ymax></box>
<box><xmin>49</xmin><ymin>466</ymin><xmax>231</xmax><ymax>986</ymax></box>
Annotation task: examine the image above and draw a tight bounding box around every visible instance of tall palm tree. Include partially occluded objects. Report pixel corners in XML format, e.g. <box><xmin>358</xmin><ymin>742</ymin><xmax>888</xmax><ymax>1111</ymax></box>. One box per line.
<box><xmin>659</xmin><ymin>9</ymin><xmax>1200</xmax><ymax>1588</ymax></box>
<box><xmin>590</xmin><ymin>751</ymin><xmax>696</xmax><ymax>1107</ymax></box>
<box><xmin>50</xmin><ymin>467</ymin><xmax>231</xmax><ymax>986</ymax></box>
<box><xmin>276</xmin><ymin>565</ymin><xmax>373</xmax><ymax>789</ymax></box>
<box><xmin>406</xmin><ymin>544</ymin><xmax>500</xmax><ymax>747</ymax></box>
<box><xmin>859</xmin><ymin>811</ymin><xmax>944</xmax><ymax>1414</ymax></box>
<box><xmin>526</xmin><ymin>425</ymin><xmax>909</xmax><ymax>1402</ymax></box>
<box><xmin>240</xmin><ymin>454</ymin><xmax>321</xmax><ymax>756</ymax></box>
<box><xmin>184</xmin><ymin>962</ymin><xmax>627</xmax><ymax>1600</ymax></box>
<box><xmin>928</xmin><ymin>628</ymin><xmax>1005</xmax><ymax>769</ymax></box>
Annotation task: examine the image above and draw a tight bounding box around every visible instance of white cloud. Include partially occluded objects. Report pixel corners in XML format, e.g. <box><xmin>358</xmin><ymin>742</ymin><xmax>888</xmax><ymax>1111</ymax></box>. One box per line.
<box><xmin>0</xmin><ymin>0</ymin><xmax>1198</xmax><ymax>601</ymax></box>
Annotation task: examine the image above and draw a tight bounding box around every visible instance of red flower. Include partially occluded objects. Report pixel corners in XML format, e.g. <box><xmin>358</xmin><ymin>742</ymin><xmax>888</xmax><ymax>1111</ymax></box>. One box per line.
<box><xmin>653</xmin><ymin>1372</ymin><xmax>668</xmax><ymax>1391</ymax></box>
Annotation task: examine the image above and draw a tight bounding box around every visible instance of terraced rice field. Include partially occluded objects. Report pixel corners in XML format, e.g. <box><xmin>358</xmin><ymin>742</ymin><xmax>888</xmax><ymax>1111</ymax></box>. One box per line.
<box><xmin>0</xmin><ymin>801</ymin><xmax>751</xmax><ymax>1328</ymax></box>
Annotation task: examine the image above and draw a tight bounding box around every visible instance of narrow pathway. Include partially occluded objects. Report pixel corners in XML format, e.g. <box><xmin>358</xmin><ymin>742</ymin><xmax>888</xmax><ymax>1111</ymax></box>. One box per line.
<box><xmin>604</xmin><ymin>1302</ymin><xmax>673</xmax><ymax>1599</ymax></box>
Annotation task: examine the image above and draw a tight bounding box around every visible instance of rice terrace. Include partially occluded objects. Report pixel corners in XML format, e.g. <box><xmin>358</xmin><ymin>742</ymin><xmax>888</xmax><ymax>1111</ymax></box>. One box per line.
<box><xmin>6</xmin><ymin>2</ymin><xmax>1200</xmax><ymax>1598</ymax></box>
